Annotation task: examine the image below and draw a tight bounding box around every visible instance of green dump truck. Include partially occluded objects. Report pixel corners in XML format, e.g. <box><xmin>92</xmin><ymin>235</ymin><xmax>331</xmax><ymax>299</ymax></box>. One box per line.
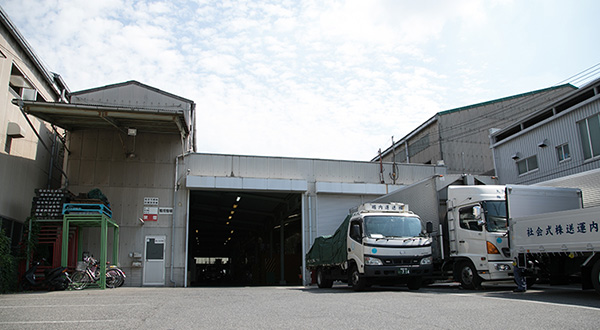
<box><xmin>306</xmin><ymin>202</ymin><xmax>433</xmax><ymax>291</ymax></box>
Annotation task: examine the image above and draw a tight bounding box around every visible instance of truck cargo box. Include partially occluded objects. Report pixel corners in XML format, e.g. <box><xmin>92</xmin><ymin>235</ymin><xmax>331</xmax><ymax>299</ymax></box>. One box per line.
<box><xmin>511</xmin><ymin>206</ymin><xmax>599</xmax><ymax>254</ymax></box>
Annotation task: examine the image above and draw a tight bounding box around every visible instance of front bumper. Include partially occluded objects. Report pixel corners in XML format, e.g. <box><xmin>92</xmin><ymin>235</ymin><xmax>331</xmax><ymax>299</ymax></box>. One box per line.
<box><xmin>364</xmin><ymin>264</ymin><xmax>433</xmax><ymax>278</ymax></box>
<box><xmin>478</xmin><ymin>261</ymin><xmax>513</xmax><ymax>281</ymax></box>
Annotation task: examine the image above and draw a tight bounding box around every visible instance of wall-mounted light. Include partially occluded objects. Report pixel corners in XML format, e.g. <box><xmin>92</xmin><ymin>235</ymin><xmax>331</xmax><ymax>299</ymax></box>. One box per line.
<box><xmin>511</xmin><ymin>152</ymin><xmax>521</xmax><ymax>160</ymax></box>
<box><xmin>538</xmin><ymin>139</ymin><xmax>549</xmax><ymax>148</ymax></box>
<box><xmin>128</xmin><ymin>128</ymin><xmax>137</xmax><ymax>136</ymax></box>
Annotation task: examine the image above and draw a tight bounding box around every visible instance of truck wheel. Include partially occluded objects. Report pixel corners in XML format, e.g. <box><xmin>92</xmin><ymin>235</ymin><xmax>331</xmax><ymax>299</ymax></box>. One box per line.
<box><xmin>456</xmin><ymin>261</ymin><xmax>482</xmax><ymax>290</ymax></box>
<box><xmin>349</xmin><ymin>265</ymin><xmax>367</xmax><ymax>291</ymax></box>
<box><xmin>591</xmin><ymin>259</ymin><xmax>600</xmax><ymax>295</ymax></box>
<box><xmin>316</xmin><ymin>268</ymin><xmax>333</xmax><ymax>288</ymax></box>
<box><xmin>407</xmin><ymin>277</ymin><xmax>421</xmax><ymax>290</ymax></box>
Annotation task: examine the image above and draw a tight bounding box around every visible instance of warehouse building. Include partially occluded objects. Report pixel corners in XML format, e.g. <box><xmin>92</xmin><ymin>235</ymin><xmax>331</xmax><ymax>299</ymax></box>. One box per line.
<box><xmin>20</xmin><ymin>80</ymin><xmax>446</xmax><ymax>287</ymax></box>
<box><xmin>374</xmin><ymin>85</ymin><xmax>576</xmax><ymax>175</ymax></box>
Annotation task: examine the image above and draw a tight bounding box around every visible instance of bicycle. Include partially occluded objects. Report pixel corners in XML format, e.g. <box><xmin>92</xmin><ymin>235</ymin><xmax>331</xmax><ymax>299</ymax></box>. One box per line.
<box><xmin>70</xmin><ymin>255</ymin><xmax>125</xmax><ymax>289</ymax></box>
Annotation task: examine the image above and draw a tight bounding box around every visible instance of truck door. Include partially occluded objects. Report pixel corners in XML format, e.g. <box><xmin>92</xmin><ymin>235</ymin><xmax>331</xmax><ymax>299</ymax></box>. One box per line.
<box><xmin>347</xmin><ymin>219</ymin><xmax>364</xmax><ymax>270</ymax></box>
<box><xmin>455</xmin><ymin>205</ymin><xmax>487</xmax><ymax>267</ymax></box>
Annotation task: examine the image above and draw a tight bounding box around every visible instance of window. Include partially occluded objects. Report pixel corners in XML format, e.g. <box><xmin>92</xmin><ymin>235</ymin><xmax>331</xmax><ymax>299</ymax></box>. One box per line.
<box><xmin>459</xmin><ymin>206</ymin><xmax>482</xmax><ymax>232</ymax></box>
<box><xmin>517</xmin><ymin>155</ymin><xmax>538</xmax><ymax>175</ymax></box>
<box><xmin>349</xmin><ymin>220</ymin><xmax>362</xmax><ymax>242</ymax></box>
<box><xmin>556</xmin><ymin>144</ymin><xmax>571</xmax><ymax>162</ymax></box>
<box><xmin>578</xmin><ymin>114</ymin><xmax>600</xmax><ymax>160</ymax></box>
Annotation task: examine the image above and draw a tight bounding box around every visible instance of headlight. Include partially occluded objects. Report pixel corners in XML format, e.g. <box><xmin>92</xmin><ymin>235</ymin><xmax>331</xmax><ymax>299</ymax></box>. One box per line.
<box><xmin>495</xmin><ymin>264</ymin><xmax>511</xmax><ymax>271</ymax></box>
<box><xmin>420</xmin><ymin>256</ymin><xmax>432</xmax><ymax>265</ymax></box>
<box><xmin>365</xmin><ymin>256</ymin><xmax>383</xmax><ymax>266</ymax></box>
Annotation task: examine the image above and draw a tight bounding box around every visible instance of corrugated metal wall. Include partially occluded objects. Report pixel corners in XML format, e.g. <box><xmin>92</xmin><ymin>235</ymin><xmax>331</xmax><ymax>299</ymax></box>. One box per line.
<box><xmin>380</xmin><ymin>86</ymin><xmax>575</xmax><ymax>176</ymax></box>
<box><xmin>493</xmin><ymin>97</ymin><xmax>600</xmax><ymax>185</ymax></box>
<box><xmin>184</xmin><ymin>153</ymin><xmax>444</xmax><ymax>185</ymax></box>
<box><xmin>66</xmin><ymin>129</ymin><xmax>183</xmax><ymax>286</ymax></box>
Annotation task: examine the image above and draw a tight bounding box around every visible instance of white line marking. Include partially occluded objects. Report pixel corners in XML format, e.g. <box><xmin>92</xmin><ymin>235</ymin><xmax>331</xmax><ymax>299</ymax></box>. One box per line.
<box><xmin>0</xmin><ymin>320</ymin><xmax>126</xmax><ymax>325</ymax></box>
<box><xmin>451</xmin><ymin>293</ymin><xmax>600</xmax><ymax>311</ymax></box>
<box><xmin>0</xmin><ymin>303</ymin><xmax>147</xmax><ymax>309</ymax></box>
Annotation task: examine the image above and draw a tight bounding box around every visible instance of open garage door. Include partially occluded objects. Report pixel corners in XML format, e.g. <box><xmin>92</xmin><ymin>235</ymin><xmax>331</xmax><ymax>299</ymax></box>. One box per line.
<box><xmin>188</xmin><ymin>190</ymin><xmax>302</xmax><ymax>286</ymax></box>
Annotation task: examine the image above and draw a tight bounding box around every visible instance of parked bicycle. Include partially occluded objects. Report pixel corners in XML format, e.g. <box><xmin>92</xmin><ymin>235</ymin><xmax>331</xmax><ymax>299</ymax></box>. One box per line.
<box><xmin>70</xmin><ymin>254</ymin><xmax>126</xmax><ymax>289</ymax></box>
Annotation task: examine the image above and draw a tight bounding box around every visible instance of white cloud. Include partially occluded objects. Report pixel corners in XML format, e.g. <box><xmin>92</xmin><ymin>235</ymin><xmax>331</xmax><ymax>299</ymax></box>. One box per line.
<box><xmin>3</xmin><ymin>0</ymin><xmax>600</xmax><ymax>161</ymax></box>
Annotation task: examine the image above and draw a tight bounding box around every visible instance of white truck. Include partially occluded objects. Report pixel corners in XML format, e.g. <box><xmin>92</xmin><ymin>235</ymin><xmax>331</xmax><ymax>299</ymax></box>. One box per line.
<box><xmin>306</xmin><ymin>202</ymin><xmax>433</xmax><ymax>291</ymax></box>
<box><xmin>510</xmin><ymin>195</ymin><xmax>600</xmax><ymax>293</ymax></box>
<box><xmin>374</xmin><ymin>174</ymin><xmax>584</xmax><ymax>289</ymax></box>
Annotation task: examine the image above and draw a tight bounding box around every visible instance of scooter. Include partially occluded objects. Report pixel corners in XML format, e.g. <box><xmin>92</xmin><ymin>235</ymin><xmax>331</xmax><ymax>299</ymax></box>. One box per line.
<box><xmin>20</xmin><ymin>259</ymin><xmax>71</xmax><ymax>291</ymax></box>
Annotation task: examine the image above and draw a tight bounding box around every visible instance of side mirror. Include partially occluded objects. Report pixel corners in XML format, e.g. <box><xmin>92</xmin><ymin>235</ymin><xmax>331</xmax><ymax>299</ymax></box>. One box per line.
<box><xmin>473</xmin><ymin>205</ymin><xmax>485</xmax><ymax>226</ymax></box>
<box><xmin>426</xmin><ymin>221</ymin><xmax>433</xmax><ymax>234</ymax></box>
<box><xmin>473</xmin><ymin>206</ymin><xmax>482</xmax><ymax>220</ymax></box>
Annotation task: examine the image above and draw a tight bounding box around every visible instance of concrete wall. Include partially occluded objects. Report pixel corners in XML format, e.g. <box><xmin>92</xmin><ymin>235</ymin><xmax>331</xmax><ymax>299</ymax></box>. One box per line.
<box><xmin>0</xmin><ymin>18</ymin><xmax>62</xmax><ymax>223</ymax></box>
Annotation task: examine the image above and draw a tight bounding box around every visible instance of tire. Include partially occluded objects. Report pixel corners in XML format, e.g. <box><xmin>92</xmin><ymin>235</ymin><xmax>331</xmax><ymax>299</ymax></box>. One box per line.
<box><xmin>525</xmin><ymin>276</ymin><xmax>537</xmax><ymax>290</ymax></box>
<box><xmin>70</xmin><ymin>271</ymin><xmax>91</xmax><ymax>290</ymax></box>
<box><xmin>407</xmin><ymin>277</ymin><xmax>422</xmax><ymax>290</ymax></box>
<box><xmin>456</xmin><ymin>261</ymin><xmax>482</xmax><ymax>290</ymax></box>
<box><xmin>106</xmin><ymin>269</ymin><xmax>120</xmax><ymax>288</ymax></box>
<box><xmin>349</xmin><ymin>264</ymin><xmax>367</xmax><ymax>291</ymax></box>
<box><xmin>591</xmin><ymin>259</ymin><xmax>600</xmax><ymax>295</ymax></box>
<box><xmin>316</xmin><ymin>268</ymin><xmax>333</xmax><ymax>289</ymax></box>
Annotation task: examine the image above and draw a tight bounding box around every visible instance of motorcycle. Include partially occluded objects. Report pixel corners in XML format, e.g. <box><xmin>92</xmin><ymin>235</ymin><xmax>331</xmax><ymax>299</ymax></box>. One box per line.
<box><xmin>20</xmin><ymin>259</ymin><xmax>72</xmax><ymax>291</ymax></box>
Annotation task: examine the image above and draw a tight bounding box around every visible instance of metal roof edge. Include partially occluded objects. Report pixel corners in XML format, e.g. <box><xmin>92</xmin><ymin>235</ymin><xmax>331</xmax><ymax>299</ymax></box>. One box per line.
<box><xmin>373</xmin><ymin>84</ymin><xmax>577</xmax><ymax>161</ymax></box>
<box><xmin>70</xmin><ymin>80</ymin><xmax>195</xmax><ymax>105</ymax></box>
<box><xmin>437</xmin><ymin>83</ymin><xmax>577</xmax><ymax>116</ymax></box>
<box><xmin>372</xmin><ymin>114</ymin><xmax>438</xmax><ymax>161</ymax></box>
<box><xmin>490</xmin><ymin>78</ymin><xmax>600</xmax><ymax>142</ymax></box>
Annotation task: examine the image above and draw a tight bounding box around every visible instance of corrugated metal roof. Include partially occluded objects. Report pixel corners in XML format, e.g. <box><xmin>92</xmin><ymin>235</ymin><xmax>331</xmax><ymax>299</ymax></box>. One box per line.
<box><xmin>15</xmin><ymin>99</ymin><xmax>189</xmax><ymax>136</ymax></box>
<box><xmin>437</xmin><ymin>84</ymin><xmax>576</xmax><ymax>116</ymax></box>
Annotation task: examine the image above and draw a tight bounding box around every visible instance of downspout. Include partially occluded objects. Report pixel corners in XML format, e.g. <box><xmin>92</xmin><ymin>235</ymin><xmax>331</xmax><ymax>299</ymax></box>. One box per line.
<box><xmin>170</xmin><ymin>131</ymin><xmax>188</xmax><ymax>286</ymax></box>
<box><xmin>171</xmin><ymin>152</ymin><xmax>183</xmax><ymax>286</ymax></box>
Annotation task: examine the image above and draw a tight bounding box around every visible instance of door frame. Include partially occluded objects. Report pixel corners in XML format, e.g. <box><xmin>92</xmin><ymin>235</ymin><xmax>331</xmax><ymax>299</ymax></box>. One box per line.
<box><xmin>143</xmin><ymin>235</ymin><xmax>166</xmax><ymax>286</ymax></box>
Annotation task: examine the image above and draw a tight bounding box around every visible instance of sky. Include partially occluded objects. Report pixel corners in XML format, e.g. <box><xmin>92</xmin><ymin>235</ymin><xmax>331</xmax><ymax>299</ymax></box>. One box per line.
<box><xmin>3</xmin><ymin>0</ymin><xmax>600</xmax><ymax>161</ymax></box>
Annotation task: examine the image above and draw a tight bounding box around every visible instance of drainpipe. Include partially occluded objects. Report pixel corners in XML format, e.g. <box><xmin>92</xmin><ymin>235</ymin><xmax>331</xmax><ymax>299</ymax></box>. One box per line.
<box><xmin>170</xmin><ymin>153</ymin><xmax>184</xmax><ymax>286</ymax></box>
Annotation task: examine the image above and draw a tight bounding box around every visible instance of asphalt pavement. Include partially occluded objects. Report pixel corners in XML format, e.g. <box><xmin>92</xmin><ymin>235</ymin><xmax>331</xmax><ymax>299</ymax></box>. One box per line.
<box><xmin>1</xmin><ymin>282</ymin><xmax>599</xmax><ymax>329</ymax></box>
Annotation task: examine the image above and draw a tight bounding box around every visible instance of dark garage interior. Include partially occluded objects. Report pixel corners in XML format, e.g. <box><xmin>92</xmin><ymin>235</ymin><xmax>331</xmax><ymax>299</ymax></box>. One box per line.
<box><xmin>188</xmin><ymin>190</ymin><xmax>302</xmax><ymax>286</ymax></box>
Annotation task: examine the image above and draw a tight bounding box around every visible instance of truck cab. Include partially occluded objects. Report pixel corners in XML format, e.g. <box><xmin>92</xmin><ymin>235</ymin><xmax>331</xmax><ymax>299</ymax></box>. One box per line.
<box><xmin>447</xmin><ymin>186</ymin><xmax>512</xmax><ymax>289</ymax></box>
<box><xmin>346</xmin><ymin>203</ymin><xmax>433</xmax><ymax>290</ymax></box>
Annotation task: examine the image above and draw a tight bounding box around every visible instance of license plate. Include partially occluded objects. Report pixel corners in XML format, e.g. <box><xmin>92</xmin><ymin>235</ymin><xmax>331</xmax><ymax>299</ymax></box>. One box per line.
<box><xmin>398</xmin><ymin>268</ymin><xmax>410</xmax><ymax>275</ymax></box>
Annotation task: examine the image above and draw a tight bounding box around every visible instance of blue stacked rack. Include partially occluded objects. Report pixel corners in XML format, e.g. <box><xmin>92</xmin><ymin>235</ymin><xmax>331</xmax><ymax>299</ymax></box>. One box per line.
<box><xmin>62</xmin><ymin>203</ymin><xmax>112</xmax><ymax>218</ymax></box>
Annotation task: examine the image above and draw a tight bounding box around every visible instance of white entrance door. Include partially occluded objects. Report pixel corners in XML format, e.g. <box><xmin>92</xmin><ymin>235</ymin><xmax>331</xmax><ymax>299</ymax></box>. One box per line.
<box><xmin>143</xmin><ymin>235</ymin><xmax>166</xmax><ymax>286</ymax></box>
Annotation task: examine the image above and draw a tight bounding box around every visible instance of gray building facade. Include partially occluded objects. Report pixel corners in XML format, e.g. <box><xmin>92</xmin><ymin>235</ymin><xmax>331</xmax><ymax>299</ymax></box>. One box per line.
<box><xmin>0</xmin><ymin>6</ymin><xmax>69</xmax><ymax>248</ymax></box>
<box><xmin>375</xmin><ymin>85</ymin><xmax>576</xmax><ymax>176</ymax></box>
<box><xmin>490</xmin><ymin>78</ymin><xmax>600</xmax><ymax>206</ymax></box>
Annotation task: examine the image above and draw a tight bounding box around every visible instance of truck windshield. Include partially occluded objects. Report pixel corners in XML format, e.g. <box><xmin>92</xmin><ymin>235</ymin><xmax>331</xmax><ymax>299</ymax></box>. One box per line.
<box><xmin>482</xmin><ymin>201</ymin><xmax>507</xmax><ymax>232</ymax></box>
<box><xmin>363</xmin><ymin>216</ymin><xmax>423</xmax><ymax>238</ymax></box>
